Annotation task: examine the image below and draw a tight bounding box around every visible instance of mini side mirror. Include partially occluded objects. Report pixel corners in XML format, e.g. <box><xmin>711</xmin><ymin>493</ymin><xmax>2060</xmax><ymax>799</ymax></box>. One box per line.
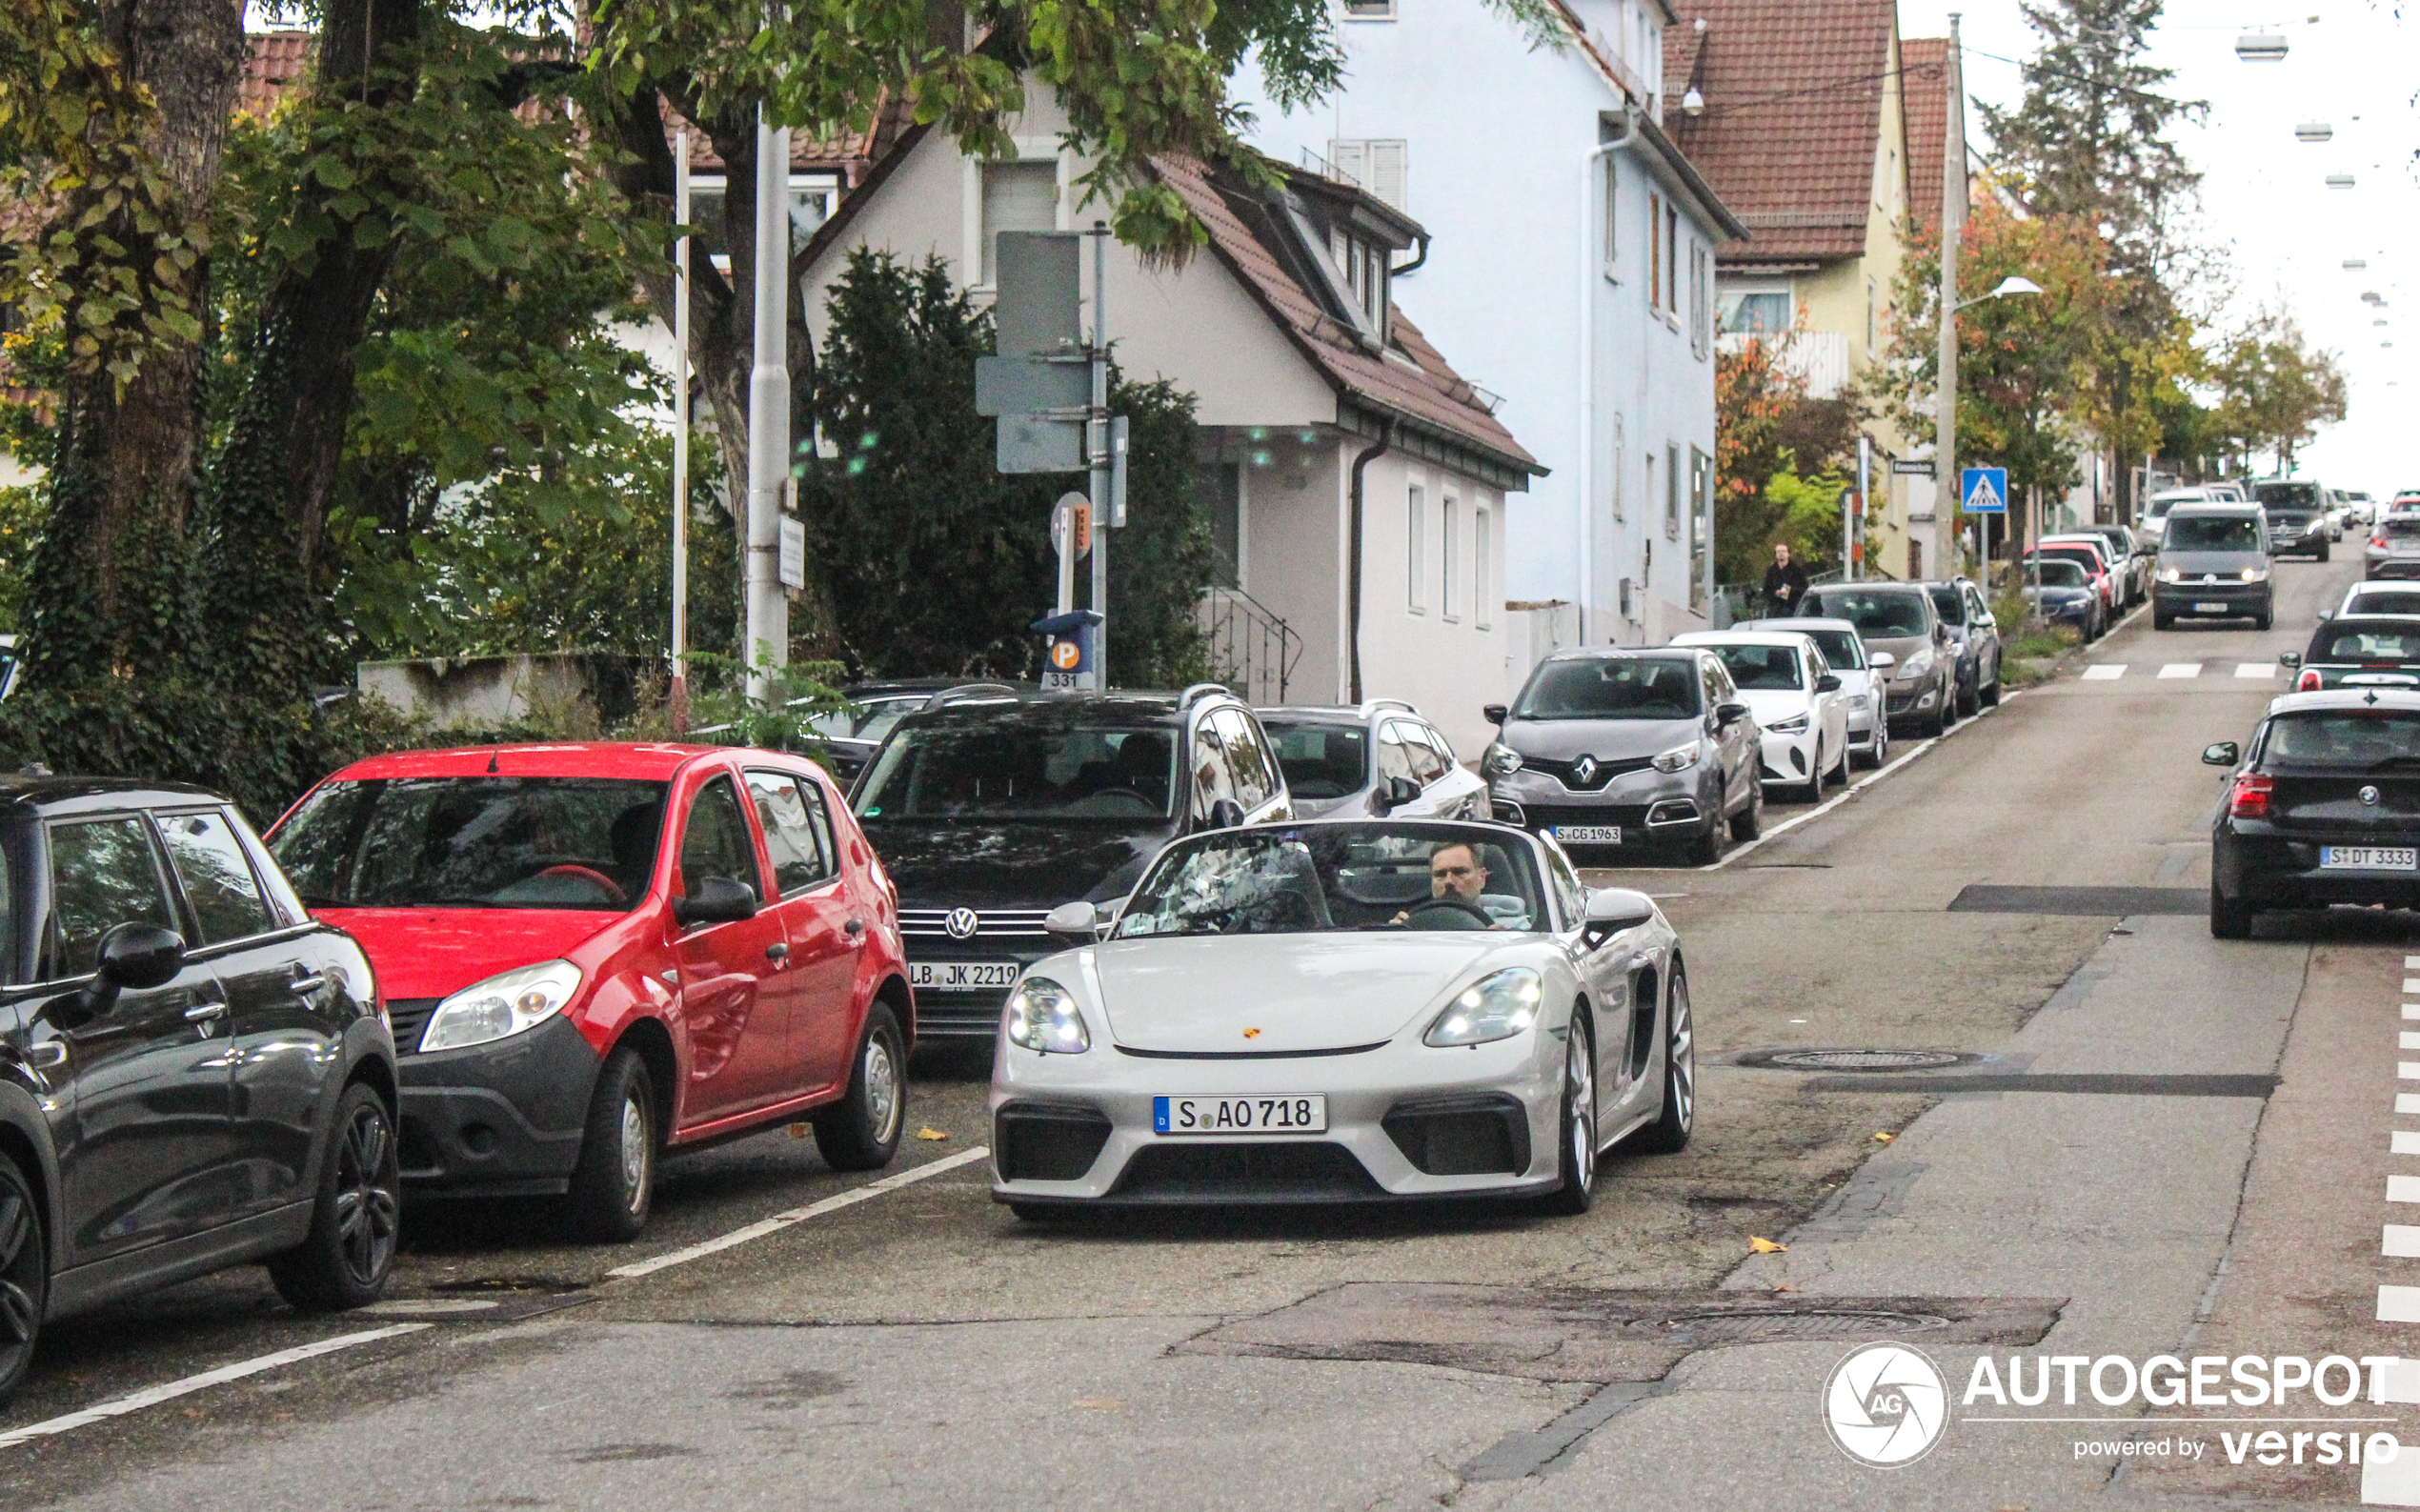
<box><xmin>2202</xmin><ymin>741</ymin><xmax>2240</xmax><ymax>767</ymax></box>
<box><xmin>672</xmin><ymin>875</ymin><xmax>758</xmax><ymax>927</ymax></box>
<box><xmin>1868</xmin><ymin>651</ymin><xmax>1897</xmax><ymax>671</ymax></box>
<box><xmin>1583</xmin><ymin>887</ymin><xmax>1656</xmax><ymax>943</ymax></box>
<box><xmin>1371</xmin><ymin>775</ymin><xmax>1422</xmax><ymax>815</ymax></box>
<box><xmin>1715</xmin><ymin>701</ymin><xmax>1751</xmax><ymax>728</ymax></box>
<box><xmin>1044</xmin><ymin>900</ymin><xmax>1102</xmax><ymax>946</ymax></box>
<box><xmin>1815</xmin><ymin>673</ymin><xmax>1842</xmax><ymax>694</ymax></box>
<box><xmin>82</xmin><ymin>922</ymin><xmax>187</xmax><ymax>1017</ymax></box>
<box><xmin>2278</xmin><ymin>652</ymin><xmax>2303</xmax><ymax>670</ymax></box>
<box><xmin>1482</xmin><ymin>703</ymin><xmax>1509</xmax><ymax>726</ymax></box>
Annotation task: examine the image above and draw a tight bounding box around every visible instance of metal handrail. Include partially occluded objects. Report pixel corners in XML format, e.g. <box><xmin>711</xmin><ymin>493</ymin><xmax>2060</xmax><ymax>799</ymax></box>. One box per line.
<box><xmin>1197</xmin><ymin>586</ymin><xmax>1303</xmax><ymax>705</ymax></box>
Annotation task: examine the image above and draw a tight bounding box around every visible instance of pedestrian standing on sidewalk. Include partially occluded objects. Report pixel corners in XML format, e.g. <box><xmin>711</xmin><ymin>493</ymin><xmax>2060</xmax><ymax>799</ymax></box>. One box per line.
<box><xmin>1763</xmin><ymin>541</ymin><xmax>1810</xmax><ymax>616</ymax></box>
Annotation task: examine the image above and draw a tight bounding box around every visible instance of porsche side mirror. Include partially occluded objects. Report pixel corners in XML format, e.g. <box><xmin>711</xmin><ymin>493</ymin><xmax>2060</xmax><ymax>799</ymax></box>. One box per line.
<box><xmin>1482</xmin><ymin>703</ymin><xmax>1509</xmax><ymax>726</ymax></box>
<box><xmin>2202</xmin><ymin>742</ymin><xmax>2240</xmax><ymax>767</ymax></box>
<box><xmin>1371</xmin><ymin>776</ymin><xmax>1422</xmax><ymax>815</ymax></box>
<box><xmin>2278</xmin><ymin>652</ymin><xmax>2302</xmax><ymax>670</ymax></box>
<box><xmin>1583</xmin><ymin>887</ymin><xmax>1656</xmax><ymax>944</ymax></box>
<box><xmin>1815</xmin><ymin>674</ymin><xmax>1842</xmax><ymax>694</ymax></box>
<box><xmin>1044</xmin><ymin>900</ymin><xmax>1102</xmax><ymax>946</ymax></box>
<box><xmin>672</xmin><ymin>875</ymin><xmax>757</xmax><ymax>927</ymax></box>
<box><xmin>82</xmin><ymin>922</ymin><xmax>187</xmax><ymax>1018</ymax></box>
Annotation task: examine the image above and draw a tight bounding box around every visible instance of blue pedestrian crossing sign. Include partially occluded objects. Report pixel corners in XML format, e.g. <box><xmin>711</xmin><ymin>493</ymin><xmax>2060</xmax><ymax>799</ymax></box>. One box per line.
<box><xmin>1961</xmin><ymin>467</ymin><xmax>2009</xmax><ymax>514</ymax></box>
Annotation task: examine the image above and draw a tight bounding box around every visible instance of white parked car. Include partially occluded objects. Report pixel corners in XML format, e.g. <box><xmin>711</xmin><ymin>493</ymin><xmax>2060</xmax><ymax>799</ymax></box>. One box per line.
<box><xmin>1670</xmin><ymin>630</ymin><xmax>1850</xmax><ymax>798</ymax></box>
<box><xmin>988</xmin><ymin>819</ymin><xmax>1692</xmax><ymax>1216</ymax></box>
<box><xmin>1736</xmin><ymin>616</ymin><xmax>1887</xmax><ymax>770</ymax></box>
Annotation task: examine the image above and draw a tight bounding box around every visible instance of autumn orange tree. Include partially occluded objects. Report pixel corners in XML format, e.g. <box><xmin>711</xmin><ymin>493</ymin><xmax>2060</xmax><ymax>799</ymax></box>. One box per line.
<box><xmin>1713</xmin><ymin>331</ymin><xmax>1858</xmax><ymax>582</ymax></box>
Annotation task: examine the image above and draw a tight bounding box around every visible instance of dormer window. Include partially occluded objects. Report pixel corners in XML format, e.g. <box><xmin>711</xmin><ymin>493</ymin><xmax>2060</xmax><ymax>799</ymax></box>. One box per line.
<box><xmin>1328</xmin><ymin>226</ymin><xmax>1389</xmax><ymax>337</ymax></box>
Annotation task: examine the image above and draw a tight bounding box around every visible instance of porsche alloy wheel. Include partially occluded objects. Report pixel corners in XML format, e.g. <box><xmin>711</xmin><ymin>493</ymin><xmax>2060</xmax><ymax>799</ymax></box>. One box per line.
<box><xmin>1541</xmin><ymin>1026</ymin><xmax>1599</xmax><ymax>1215</ymax></box>
<box><xmin>1633</xmin><ymin>972</ymin><xmax>1696</xmax><ymax>1154</ymax></box>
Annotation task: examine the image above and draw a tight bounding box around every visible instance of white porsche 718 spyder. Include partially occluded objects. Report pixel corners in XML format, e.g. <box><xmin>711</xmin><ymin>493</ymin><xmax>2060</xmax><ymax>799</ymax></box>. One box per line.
<box><xmin>987</xmin><ymin>819</ymin><xmax>1693</xmax><ymax>1216</ymax></box>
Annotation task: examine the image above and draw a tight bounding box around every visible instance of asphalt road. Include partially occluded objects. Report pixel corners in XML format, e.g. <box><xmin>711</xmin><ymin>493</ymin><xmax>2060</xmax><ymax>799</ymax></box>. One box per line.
<box><xmin>8</xmin><ymin>550</ymin><xmax>2416</xmax><ymax>1509</ymax></box>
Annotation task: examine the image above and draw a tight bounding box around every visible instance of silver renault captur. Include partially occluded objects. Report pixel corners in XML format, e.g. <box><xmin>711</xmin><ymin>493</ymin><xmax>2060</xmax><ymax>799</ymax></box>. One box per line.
<box><xmin>1481</xmin><ymin>648</ymin><xmax>1763</xmax><ymax>866</ymax></box>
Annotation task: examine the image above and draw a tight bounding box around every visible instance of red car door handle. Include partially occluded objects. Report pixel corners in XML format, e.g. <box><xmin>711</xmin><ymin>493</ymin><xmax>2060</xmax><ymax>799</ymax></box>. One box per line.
<box><xmin>765</xmin><ymin>942</ymin><xmax>791</xmax><ymax>965</ymax></box>
<box><xmin>844</xmin><ymin>918</ymin><xmax>864</xmax><ymax>936</ymax></box>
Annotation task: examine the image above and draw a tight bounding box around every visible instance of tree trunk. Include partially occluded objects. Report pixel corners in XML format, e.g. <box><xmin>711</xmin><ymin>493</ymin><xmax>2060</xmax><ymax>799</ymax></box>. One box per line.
<box><xmin>26</xmin><ymin>0</ymin><xmax>244</xmax><ymax>684</ymax></box>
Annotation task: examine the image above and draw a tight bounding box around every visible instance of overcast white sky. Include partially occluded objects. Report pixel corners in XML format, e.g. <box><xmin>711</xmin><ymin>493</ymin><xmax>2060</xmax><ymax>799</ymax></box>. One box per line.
<box><xmin>1899</xmin><ymin>0</ymin><xmax>2412</xmax><ymax>492</ymax></box>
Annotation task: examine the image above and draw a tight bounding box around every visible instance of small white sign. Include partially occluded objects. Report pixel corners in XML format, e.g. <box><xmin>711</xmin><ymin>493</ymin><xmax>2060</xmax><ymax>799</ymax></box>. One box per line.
<box><xmin>777</xmin><ymin>515</ymin><xmax>805</xmax><ymax>590</ymax></box>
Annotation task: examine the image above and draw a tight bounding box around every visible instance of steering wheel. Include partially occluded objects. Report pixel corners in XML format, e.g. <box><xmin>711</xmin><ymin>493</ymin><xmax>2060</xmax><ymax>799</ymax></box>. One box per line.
<box><xmin>534</xmin><ymin>864</ymin><xmax>628</xmax><ymax>906</ymax></box>
<box><xmin>1404</xmin><ymin>896</ymin><xmax>1493</xmax><ymax>929</ymax></box>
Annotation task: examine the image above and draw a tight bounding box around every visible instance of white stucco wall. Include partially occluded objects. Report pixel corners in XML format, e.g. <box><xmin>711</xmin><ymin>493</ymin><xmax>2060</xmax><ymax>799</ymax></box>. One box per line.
<box><xmin>1237</xmin><ymin>0</ymin><xmax>1723</xmax><ymax>653</ymax></box>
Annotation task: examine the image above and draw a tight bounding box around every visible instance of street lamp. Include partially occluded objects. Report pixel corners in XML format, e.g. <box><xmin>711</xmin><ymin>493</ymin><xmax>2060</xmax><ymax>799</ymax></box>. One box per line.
<box><xmin>1954</xmin><ymin>275</ymin><xmax>2044</xmax><ymax>312</ymax></box>
<box><xmin>2235</xmin><ymin>31</ymin><xmax>2289</xmax><ymax>61</ymax></box>
<box><xmin>2295</xmin><ymin>121</ymin><xmax>2332</xmax><ymax>142</ymax></box>
<box><xmin>2327</xmin><ymin>173</ymin><xmax>2356</xmax><ymax>189</ymax></box>
<box><xmin>1945</xmin><ymin>272</ymin><xmax>2042</xmax><ymax>595</ymax></box>
<box><xmin>2346</xmin><ymin>258</ymin><xmax>2370</xmax><ymax>270</ymax></box>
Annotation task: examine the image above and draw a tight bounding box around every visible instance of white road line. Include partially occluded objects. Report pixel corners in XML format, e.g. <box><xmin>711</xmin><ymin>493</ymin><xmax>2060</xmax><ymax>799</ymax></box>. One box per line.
<box><xmin>2402</xmin><ymin>1063</ymin><xmax>2420</xmax><ymax>1081</ymax></box>
<box><xmin>2405</xmin><ymin>978</ymin><xmax>2420</xmax><ymax>995</ymax></box>
<box><xmin>2158</xmin><ymin>663</ymin><xmax>2204</xmax><ymax>679</ymax></box>
<box><xmin>2402</xmin><ymin>1033</ymin><xmax>2420</xmax><ymax>1051</ymax></box>
<box><xmin>2401</xmin><ymin>1094</ymin><xmax>2420</xmax><ymax>1116</ymax></box>
<box><xmin>2393</xmin><ymin>1176</ymin><xmax>2420</xmax><ymax>1203</ymax></box>
<box><xmin>2407</xmin><ymin>957</ymin><xmax>2420</xmax><ymax>968</ymax></box>
<box><xmin>2405</xmin><ymin>1004</ymin><xmax>2420</xmax><ymax>1020</ymax></box>
<box><xmin>2082</xmin><ymin>664</ymin><xmax>2128</xmax><ymax>680</ymax></box>
<box><xmin>2234</xmin><ymin>663</ymin><xmax>2276</xmax><ymax>678</ymax></box>
<box><xmin>2381</xmin><ymin>1287</ymin><xmax>2420</xmax><ymax>1324</ymax></box>
<box><xmin>606</xmin><ymin>1145</ymin><xmax>992</xmax><ymax>1280</ymax></box>
<box><xmin>0</xmin><ymin>1324</ymin><xmax>431</xmax><ymax>1451</ymax></box>
<box><xmin>1700</xmin><ymin>690</ymin><xmax>2024</xmax><ymax>872</ymax></box>
<box><xmin>2395</xmin><ymin>1132</ymin><xmax>2420</xmax><ymax>1156</ymax></box>
<box><xmin>2388</xmin><ymin>1226</ymin><xmax>2420</xmax><ymax>1258</ymax></box>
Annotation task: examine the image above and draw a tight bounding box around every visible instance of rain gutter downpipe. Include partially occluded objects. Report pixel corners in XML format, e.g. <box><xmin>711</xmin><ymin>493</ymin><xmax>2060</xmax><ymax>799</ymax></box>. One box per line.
<box><xmin>1347</xmin><ymin>417</ymin><xmax>1398</xmax><ymax>704</ymax></box>
<box><xmin>1579</xmin><ymin>105</ymin><xmax>1640</xmax><ymax>646</ymax></box>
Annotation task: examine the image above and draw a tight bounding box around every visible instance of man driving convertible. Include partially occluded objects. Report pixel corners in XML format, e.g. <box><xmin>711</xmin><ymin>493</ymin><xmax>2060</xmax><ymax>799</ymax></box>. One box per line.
<box><xmin>1391</xmin><ymin>841</ymin><xmax>1530</xmax><ymax>928</ymax></box>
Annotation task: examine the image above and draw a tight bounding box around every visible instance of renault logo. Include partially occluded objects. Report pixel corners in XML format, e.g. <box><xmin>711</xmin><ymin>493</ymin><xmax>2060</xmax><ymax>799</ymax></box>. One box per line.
<box><xmin>2363</xmin><ymin>785</ymin><xmax>2383</xmax><ymax>806</ymax></box>
<box><xmin>1572</xmin><ymin>755</ymin><xmax>1599</xmax><ymax>787</ymax></box>
<box><xmin>944</xmin><ymin>907</ymin><xmax>980</xmax><ymax>940</ymax></box>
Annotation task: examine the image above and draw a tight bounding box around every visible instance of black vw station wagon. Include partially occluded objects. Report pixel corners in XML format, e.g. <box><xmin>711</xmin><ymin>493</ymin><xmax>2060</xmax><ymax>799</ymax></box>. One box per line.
<box><xmin>0</xmin><ymin>777</ymin><xmax>398</xmax><ymax>1399</ymax></box>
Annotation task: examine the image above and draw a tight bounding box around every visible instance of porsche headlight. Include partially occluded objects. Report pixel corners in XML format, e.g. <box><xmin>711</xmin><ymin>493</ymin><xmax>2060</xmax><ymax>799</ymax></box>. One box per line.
<box><xmin>419</xmin><ymin>959</ymin><xmax>582</xmax><ymax>1053</ymax></box>
<box><xmin>1423</xmin><ymin>967</ymin><xmax>1544</xmax><ymax>1047</ymax></box>
<box><xmin>1651</xmin><ymin>740</ymin><xmax>1700</xmax><ymax>774</ymax></box>
<box><xmin>1482</xmin><ymin>742</ymin><xmax>1524</xmax><ymax>778</ymax></box>
<box><xmin>1004</xmin><ymin>976</ymin><xmax>1091</xmax><ymax>1054</ymax></box>
<box><xmin>1766</xmin><ymin>714</ymin><xmax>1809</xmax><ymax>734</ymax></box>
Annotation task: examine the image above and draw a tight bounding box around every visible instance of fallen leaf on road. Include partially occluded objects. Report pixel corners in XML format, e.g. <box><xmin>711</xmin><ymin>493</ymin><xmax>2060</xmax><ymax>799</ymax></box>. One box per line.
<box><xmin>916</xmin><ymin>1127</ymin><xmax>951</xmax><ymax>1140</ymax></box>
<box><xmin>1773</xmin><ymin>1284</ymin><xmax>1798</xmax><ymax>1293</ymax></box>
<box><xmin>786</xmin><ymin>1123</ymin><xmax>810</xmax><ymax>1139</ymax></box>
<box><xmin>1747</xmin><ymin>1236</ymin><xmax>1786</xmax><ymax>1254</ymax></box>
<box><xmin>1873</xmin><ymin>1131</ymin><xmax>1895</xmax><ymax>1142</ymax></box>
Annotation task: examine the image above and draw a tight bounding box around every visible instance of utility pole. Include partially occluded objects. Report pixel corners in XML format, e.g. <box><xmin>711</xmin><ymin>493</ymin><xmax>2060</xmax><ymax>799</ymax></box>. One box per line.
<box><xmin>671</xmin><ymin>131</ymin><xmax>692</xmax><ymax>734</ymax></box>
<box><xmin>1086</xmin><ymin>222</ymin><xmax>1111</xmax><ymax>689</ymax></box>
<box><xmin>1936</xmin><ymin>14</ymin><xmax>1966</xmax><ymax>578</ymax></box>
<box><xmin>744</xmin><ymin>111</ymin><xmax>792</xmax><ymax>705</ymax></box>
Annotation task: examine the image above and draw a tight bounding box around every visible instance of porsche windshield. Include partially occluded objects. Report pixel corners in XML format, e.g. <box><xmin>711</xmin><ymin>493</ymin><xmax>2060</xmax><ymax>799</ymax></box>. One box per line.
<box><xmin>1113</xmin><ymin>824</ymin><xmax>1548</xmax><ymax>937</ymax></box>
<box><xmin>854</xmin><ymin>722</ymin><xmax>1177</xmax><ymax>819</ymax></box>
<box><xmin>270</xmin><ymin>776</ymin><xmax>668</xmax><ymax>911</ymax></box>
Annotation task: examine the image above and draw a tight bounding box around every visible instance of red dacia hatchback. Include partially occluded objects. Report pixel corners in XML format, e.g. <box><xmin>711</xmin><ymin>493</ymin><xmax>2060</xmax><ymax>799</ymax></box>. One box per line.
<box><xmin>267</xmin><ymin>742</ymin><xmax>913</xmax><ymax>1239</ymax></box>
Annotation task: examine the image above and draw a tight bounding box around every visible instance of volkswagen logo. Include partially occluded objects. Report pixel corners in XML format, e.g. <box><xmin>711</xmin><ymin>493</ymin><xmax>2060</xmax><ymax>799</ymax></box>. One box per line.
<box><xmin>1824</xmin><ymin>1342</ymin><xmax>1949</xmax><ymax>1467</ymax></box>
<box><xmin>2363</xmin><ymin>785</ymin><xmax>2383</xmax><ymax>806</ymax></box>
<box><xmin>1572</xmin><ymin>755</ymin><xmax>1599</xmax><ymax>787</ymax></box>
<box><xmin>943</xmin><ymin>907</ymin><xmax>981</xmax><ymax>940</ymax></box>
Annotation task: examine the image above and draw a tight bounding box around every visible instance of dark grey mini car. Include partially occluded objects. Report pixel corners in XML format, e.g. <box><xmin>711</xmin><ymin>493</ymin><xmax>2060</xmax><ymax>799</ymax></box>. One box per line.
<box><xmin>0</xmin><ymin>778</ymin><xmax>398</xmax><ymax>1401</ymax></box>
<box><xmin>1482</xmin><ymin>648</ymin><xmax>1762</xmax><ymax>865</ymax></box>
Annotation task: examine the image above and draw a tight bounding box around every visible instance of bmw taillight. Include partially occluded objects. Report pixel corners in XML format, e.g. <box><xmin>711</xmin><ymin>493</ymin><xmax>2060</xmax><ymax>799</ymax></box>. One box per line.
<box><xmin>2296</xmin><ymin>669</ymin><xmax>2322</xmax><ymax>692</ymax></box>
<box><xmin>2228</xmin><ymin>774</ymin><xmax>2273</xmax><ymax>818</ymax></box>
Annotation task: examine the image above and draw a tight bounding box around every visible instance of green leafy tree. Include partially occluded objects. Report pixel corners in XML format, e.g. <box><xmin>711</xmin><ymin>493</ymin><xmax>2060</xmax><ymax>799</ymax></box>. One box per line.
<box><xmin>1713</xmin><ymin>332</ymin><xmax>1858</xmax><ymax>585</ymax></box>
<box><xmin>2210</xmin><ymin>307</ymin><xmax>2349</xmax><ymax>474</ymax></box>
<box><xmin>802</xmin><ymin>248</ymin><xmax>1210</xmax><ymax>686</ymax></box>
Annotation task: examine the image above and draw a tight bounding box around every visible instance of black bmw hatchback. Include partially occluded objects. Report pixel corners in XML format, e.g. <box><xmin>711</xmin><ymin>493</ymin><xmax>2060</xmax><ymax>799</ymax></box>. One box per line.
<box><xmin>2204</xmin><ymin>690</ymin><xmax>2420</xmax><ymax>937</ymax></box>
<box><xmin>0</xmin><ymin>777</ymin><xmax>398</xmax><ymax>1399</ymax></box>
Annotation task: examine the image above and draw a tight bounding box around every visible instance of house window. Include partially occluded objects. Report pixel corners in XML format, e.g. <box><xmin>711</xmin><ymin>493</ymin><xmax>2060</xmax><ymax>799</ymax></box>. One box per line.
<box><xmin>1329</xmin><ymin>138</ymin><xmax>1408</xmax><ymax>212</ymax></box>
<box><xmin>1720</xmin><ymin>288</ymin><xmax>1790</xmax><ymax>334</ymax></box>
<box><xmin>1644</xmin><ymin>450</ymin><xmax>1657</xmax><ymax>550</ymax></box>
<box><xmin>1442</xmin><ymin>495</ymin><xmax>1462</xmax><ymax>620</ymax></box>
<box><xmin>1908</xmin><ymin>538</ymin><xmax>1924</xmax><ymax>579</ymax></box>
<box><xmin>683</xmin><ymin>175</ymin><xmax>837</xmax><ymax>276</ymax></box>
<box><xmin>1688</xmin><ymin>447</ymin><xmax>1711</xmax><ymax>614</ymax></box>
<box><xmin>1664</xmin><ymin>442</ymin><xmax>1681</xmax><ymax>539</ymax></box>
<box><xmin>1610</xmin><ymin>413</ymin><xmax>1625</xmax><ymax>521</ymax></box>
<box><xmin>1647</xmin><ymin>192</ymin><xmax>1663</xmax><ymax>308</ymax></box>
<box><xmin>1406</xmin><ymin>484</ymin><xmax>1426</xmax><ymax>612</ymax></box>
<box><xmin>1326</xmin><ymin>225</ymin><xmax>1389</xmax><ymax>336</ymax></box>
<box><xmin>1664</xmin><ymin>203</ymin><xmax>1680</xmax><ymax>314</ymax></box>
<box><xmin>1601</xmin><ymin>153</ymin><xmax>1619</xmax><ymax>277</ymax></box>
<box><xmin>1474</xmin><ymin>507</ymin><xmax>1493</xmax><ymax>628</ymax></box>
<box><xmin>979</xmin><ymin>158</ymin><xmax>1059</xmax><ymax>286</ymax></box>
<box><xmin>1342</xmin><ymin>0</ymin><xmax>1396</xmax><ymax>17</ymax></box>
<box><xmin>1865</xmin><ymin>275</ymin><xmax>1878</xmax><ymax>351</ymax></box>
<box><xmin>1690</xmin><ymin>243</ymin><xmax>1710</xmax><ymax>359</ymax></box>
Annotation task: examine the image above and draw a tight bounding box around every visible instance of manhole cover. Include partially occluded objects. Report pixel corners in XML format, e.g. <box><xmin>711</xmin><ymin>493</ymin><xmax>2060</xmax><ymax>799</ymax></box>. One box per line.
<box><xmin>1660</xmin><ymin>1309</ymin><xmax>1948</xmax><ymax>1343</ymax></box>
<box><xmin>1763</xmin><ymin>1049</ymin><xmax>1965</xmax><ymax>1072</ymax></box>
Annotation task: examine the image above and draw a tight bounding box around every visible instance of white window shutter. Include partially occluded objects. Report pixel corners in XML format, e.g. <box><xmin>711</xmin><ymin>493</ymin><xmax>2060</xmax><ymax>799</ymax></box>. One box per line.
<box><xmin>1366</xmin><ymin>141</ymin><xmax>1408</xmax><ymax>212</ymax></box>
<box><xmin>1328</xmin><ymin>138</ymin><xmax>1368</xmax><ymax>189</ymax></box>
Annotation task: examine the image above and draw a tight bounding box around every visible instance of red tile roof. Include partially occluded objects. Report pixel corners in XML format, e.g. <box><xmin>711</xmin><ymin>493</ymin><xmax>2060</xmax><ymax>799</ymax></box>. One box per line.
<box><xmin>1662</xmin><ymin>0</ymin><xmax>1899</xmax><ymax>267</ymax></box>
<box><xmin>1150</xmin><ymin>155</ymin><xmax>1542</xmax><ymax>484</ymax></box>
<box><xmin>239</xmin><ymin>30</ymin><xmax>313</xmax><ymax>118</ymax></box>
<box><xmin>1901</xmin><ymin>37</ymin><xmax>1954</xmax><ymax>231</ymax></box>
